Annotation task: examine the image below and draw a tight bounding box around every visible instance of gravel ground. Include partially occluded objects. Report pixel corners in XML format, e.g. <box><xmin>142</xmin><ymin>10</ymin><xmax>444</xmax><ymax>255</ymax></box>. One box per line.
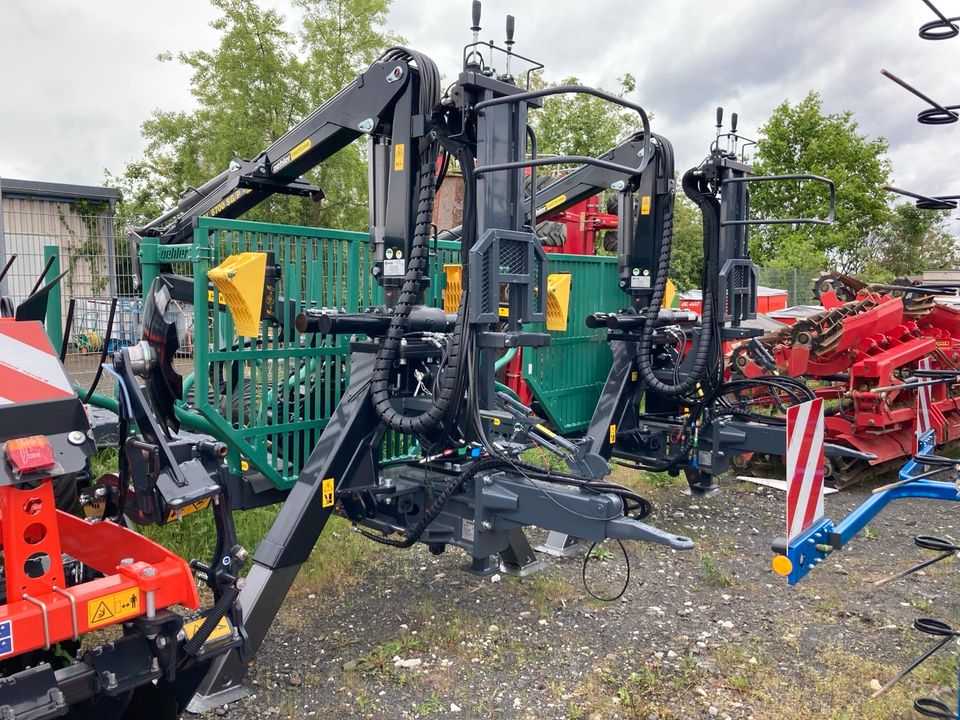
<box><xmin>214</xmin><ymin>474</ymin><xmax>960</xmax><ymax>720</ymax></box>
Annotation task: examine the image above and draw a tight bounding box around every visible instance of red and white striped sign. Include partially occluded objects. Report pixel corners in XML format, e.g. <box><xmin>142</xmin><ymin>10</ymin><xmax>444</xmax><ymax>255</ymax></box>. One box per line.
<box><xmin>786</xmin><ymin>398</ymin><xmax>825</xmax><ymax>542</ymax></box>
<box><xmin>0</xmin><ymin>322</ymin><xmax>74</xmax><ymax>405</ymax></box>
<box><xmin>915</xmin><ymin>358</ymin><xmax>934</xmax><ymax>453</ymax></box>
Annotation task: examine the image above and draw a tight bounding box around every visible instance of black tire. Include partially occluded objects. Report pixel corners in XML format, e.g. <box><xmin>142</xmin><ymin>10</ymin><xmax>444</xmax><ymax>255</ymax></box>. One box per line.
<box><xmin>536</xmin><ymin>220</ymin><xmax>566</xmax><ymax>247</ymax></box>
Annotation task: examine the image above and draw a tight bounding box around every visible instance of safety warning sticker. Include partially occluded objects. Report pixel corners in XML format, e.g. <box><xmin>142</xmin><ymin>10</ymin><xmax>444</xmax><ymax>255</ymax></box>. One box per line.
<box><xmin>183</xmin><ymin>616</ymin><xmax>232</xmax><ymax>643</ymax></box>
<box><xmin>87</xmin><ymin>589</ymin><xmax>141</xmax><ymax>628</ymax></box>
<box><xmin>321</xmin><ymin>477</ymin><xmax>335</xmax><ymax>508</ymax></box>
<box><xmin>0</xmin><ymin>620</ymin><xmax>13</xmax><ymax>656</ymax></box>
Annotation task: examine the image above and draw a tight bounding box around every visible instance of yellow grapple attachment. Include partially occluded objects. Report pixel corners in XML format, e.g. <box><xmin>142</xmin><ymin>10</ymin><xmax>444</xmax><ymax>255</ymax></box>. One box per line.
<box><xmin>444</xmin><ymin>264</ymin><xmax>572</xmax><ymax>331</ymax></box>
<box><xmin>545</xmin><ymin>272</ymin><xmax>571</xmax><ymax>331</ymax></box>
<box><xmin>208</xmin><ymin>252</ymin><xmax>277</xmax><ymax>337</ymax></box>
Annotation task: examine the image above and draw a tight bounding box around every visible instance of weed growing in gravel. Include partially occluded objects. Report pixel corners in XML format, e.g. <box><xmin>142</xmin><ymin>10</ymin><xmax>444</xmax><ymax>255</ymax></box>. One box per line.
<box><xmin>411</xmin><ymin>693</ymin><xmax>442</xmax><ymax>716</ymax></box>
<box><xmin>699</xmin><ymin>553</ymin><xmax>734</xmax><ymax>587</ymax></box>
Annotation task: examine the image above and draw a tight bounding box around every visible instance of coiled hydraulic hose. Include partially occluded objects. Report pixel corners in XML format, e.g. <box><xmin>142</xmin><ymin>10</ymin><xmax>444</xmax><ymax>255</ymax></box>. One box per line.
<box><xmin>637</xmin><ymin>164</ymin><xmax>720</xmax><ymax>398</ymax></box>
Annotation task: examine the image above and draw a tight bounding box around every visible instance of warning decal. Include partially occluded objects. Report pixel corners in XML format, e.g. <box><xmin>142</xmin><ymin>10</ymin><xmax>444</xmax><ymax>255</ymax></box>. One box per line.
<box><xmin>0</xmin><ymin>620</ymin><xmax>13</xmax><ymax>656</ymax></box>
<box><xmin>166</xmin><ymin>497</ymin><xmax>212</xmax><ymax>522</ymax></box>
<box><xmin>183</xmin><ymin>616</ymin><xmax>232</xmax><ymax>643</ymax></box>
<box><xmin>321</xmin><ymin>477</ymin><xmax>335</xmax><ymax>508</ymax></box>
<box><xmin>87</xmin><ymin>589</ymin><xmax>140</xmax><ymax>628</ymax></box>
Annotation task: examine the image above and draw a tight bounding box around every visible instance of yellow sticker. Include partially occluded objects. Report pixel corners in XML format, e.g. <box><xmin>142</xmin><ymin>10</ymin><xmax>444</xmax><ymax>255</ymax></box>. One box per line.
<box><xmin>630</xmin><ymin>371</ymin><xmax>638</xmax><ymax>382</ymax></box>
<box><xmin>182</xmin><ymin>616</ymin><xmax>232</xmax><ymax>643</ymax></box>
<box><xmin>640</xmin><ymin>196</ymin><xmax>651</xmax><ymax>215</ymax></box>
<box><xmin>497</xmin><ymin>306</ymin><xmax>509</xmax><ymax>317</ymax></box>
<box><xmin>290</xmin><ymin>138</ymin><xmax>312</xmax><ymax>161</ymax></box>
<box><xmin>609</xmin><ymin>424</ymin><xmax>617</xmax><ymax>444</ymax></box>
<box><xmin>87</xmin><ymin>589</ymin><xmax>141</xmax><ymax>628</ymax></box>
<box><xmin>544</xmin><ymin>194</ymin><xmax>567</xmax><ymax>212</ymax></box>
<box><xmin>492</xmin><ymin>417</ymin><xmax>501</xmax><ymax>426</ymax></box>
<box><xmin>321</xmin><ymin>477</ymin><xmax>335</xmax><ymax>508</ymax></box>
<box><xmin>394</xmin><ymin>143</ymin><xmax>405</xmax><ymax>171</ymax></box>
<box><xmin>166</xmin><ymin>497</ymin><xmax>212</xmax><ymax>523</ymax></box>
<box><xmin>240</xmin><ymin>459</ymin><xmax>250</xmax><ymax>472</ymax></box>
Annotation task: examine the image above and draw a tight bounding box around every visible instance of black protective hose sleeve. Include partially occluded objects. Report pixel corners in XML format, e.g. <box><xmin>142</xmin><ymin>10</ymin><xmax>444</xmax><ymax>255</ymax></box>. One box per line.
<box><xmin>183</xmin><ymin>585</ymin><xmax>240</xmax><ymax>657</ymax></box>
<box><xmin>637</xmin><ymin>165</ymin><xmax>719</xmax><ymax>397</ymax></box>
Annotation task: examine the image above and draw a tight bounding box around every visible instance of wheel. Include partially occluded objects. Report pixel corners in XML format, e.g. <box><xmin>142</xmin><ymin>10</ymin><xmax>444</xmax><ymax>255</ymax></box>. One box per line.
<box><xmin>535</xmin><ymin>220</ymin><xmax>566</xmax><ymax>247</ymax></box>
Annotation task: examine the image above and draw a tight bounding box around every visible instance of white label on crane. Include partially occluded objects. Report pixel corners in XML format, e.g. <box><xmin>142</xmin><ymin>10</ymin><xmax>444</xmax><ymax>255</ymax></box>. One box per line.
<box><xmin>384</xmin><ymin>259</ymin><xmax>405</xmax><ymax>276</ymax></box>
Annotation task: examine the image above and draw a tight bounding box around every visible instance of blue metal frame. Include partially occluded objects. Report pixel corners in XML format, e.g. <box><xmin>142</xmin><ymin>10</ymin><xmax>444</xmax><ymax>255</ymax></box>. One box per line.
<box><xmin>778</xmin><ymin>431</ymin><xmax>960</xmax><ymax>585</ymax></box>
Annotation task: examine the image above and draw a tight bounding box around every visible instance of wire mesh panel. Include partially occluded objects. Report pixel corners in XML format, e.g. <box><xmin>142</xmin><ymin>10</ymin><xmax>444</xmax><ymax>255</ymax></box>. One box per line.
<box><xmin>0</xmin><ymin>193</ymin><xmax>135</xmax><ymax>391</ymax></box>
<box><xmin>756</xmin><ymin>267</ymin><xmax>821</xmax><ymax>307</ymax></box>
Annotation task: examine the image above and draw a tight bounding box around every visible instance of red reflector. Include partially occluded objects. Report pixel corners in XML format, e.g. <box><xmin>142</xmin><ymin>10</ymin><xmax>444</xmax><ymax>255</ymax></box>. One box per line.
<box><xmin>5</xmin><ymin>436</ymin><xmax>56</xmax><ymax>475</ymax></box>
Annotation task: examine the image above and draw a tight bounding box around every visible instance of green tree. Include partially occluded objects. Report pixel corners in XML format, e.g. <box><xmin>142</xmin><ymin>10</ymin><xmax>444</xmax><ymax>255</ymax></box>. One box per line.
<box><xmin>750</xmin><ymin>92</ymin><xmax>893</xmax><ymax>274</ymax></box>
<box><xmin>863</xmin><ymin>203</ymin><xmax>960</xmax><ymax>279</ymax></box>
<box><xmin>669</xmin><ymin>195</ymin><xmax>704</xmax><ymax>291</ymax></box>
<box><xmin>109</xmin><ymin>0</ymin><xmax>396</xmax><ymax>233</ymax></box>
<box><xmin>530</xmin><ymin>73</ymin><xmax>639</xmax><ymax>157</ymax></box>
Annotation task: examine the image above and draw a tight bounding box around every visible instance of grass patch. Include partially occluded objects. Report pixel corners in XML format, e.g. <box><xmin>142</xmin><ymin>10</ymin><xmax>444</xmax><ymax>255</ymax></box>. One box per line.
<box><xmin>698</xmin><ymin>553</ymin><xmax>733</xmax><ymax>587</ymax></box>
<box><xmin>87</xmin><ymin>448</ymin><xmax>376</xmax><ymax>593</ymax></box>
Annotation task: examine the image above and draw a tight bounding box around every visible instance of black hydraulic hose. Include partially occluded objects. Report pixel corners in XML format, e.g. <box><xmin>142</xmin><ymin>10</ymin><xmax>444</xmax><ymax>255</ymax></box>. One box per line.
<box><xmin>82</xmin><ymin>297</ymin><xmax>118</xmax><ymax>404</ymax></box>
<box><xmin>60</xmin><ymin>298</ymin><xmax>76</xmax><ymax>361</ymax></box>
<box><xmin>637</xmin><ymin>166</ymin><xmax>719</xmax><ymax>397</ymax></box>
<box><xmin>359</xmin><ymin>456</ymin><xmax>510</xmax><ymax>548</ymax></box>
<box><xmin>182</xmin><ymin>585</ymin><xmax>240</xmax><ymax>658</ymax></box>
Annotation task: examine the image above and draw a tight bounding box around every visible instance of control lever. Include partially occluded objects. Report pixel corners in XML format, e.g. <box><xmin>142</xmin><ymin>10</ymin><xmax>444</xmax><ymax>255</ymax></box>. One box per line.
<box><xmin>504</xmin><ymin>14</ymin><xmax>515</xmax><ymax>78</ymax></box>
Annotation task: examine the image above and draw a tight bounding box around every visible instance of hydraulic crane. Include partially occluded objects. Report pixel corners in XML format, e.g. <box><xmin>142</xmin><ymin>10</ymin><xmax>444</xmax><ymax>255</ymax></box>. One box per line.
<box><xmin>0</xmin><ymin>5</ymin><xmax>701</xmax><ymax>715</ymax></box>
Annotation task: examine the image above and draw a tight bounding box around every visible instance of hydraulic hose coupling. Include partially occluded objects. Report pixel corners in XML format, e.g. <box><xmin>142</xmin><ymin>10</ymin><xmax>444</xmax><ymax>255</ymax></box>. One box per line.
<box><xmin>197</xmin><ymin>440</ymin><xmax>229</xmax><ymax>463</ymax></box>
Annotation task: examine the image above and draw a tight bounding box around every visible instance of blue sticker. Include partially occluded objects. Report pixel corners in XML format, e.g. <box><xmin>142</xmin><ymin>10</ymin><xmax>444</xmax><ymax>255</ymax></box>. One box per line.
<box><xmin>0</xmin><ymin>620</ymin><xmax>13</xmax><ymax>656</ymax></box>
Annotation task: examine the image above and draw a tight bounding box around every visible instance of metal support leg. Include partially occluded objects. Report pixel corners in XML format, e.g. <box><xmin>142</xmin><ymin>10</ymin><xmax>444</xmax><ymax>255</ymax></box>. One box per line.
<box><xmin>498</xmin><ymin>528</ymin><xmax>547</xmax><ymax>577</ymax></box>
<box><xmin>682</xmin><ymin>468</ymin><xmax>721</xmax><ymax>497</ymax></box>
<box><xmin>189</xmin><ymin>356</ymin><xmax>381</xmax><ymax>711</ymax></box>
<box><xmin>534</xmin><ymin>530</ymin><xmax>587</xmax><ymax>557</ymax></box>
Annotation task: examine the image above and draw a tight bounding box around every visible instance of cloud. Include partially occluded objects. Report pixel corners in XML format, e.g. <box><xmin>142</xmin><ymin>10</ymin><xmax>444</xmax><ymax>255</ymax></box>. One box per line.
<box><xmin>2</xmin><ymin>0</ymin><xmax>957</xmax><ymax>233</ymax></box>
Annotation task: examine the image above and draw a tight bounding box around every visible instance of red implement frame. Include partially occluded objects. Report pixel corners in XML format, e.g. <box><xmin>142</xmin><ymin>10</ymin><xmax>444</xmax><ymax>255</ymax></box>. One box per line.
<box><xmin>0</xmin><ymin>479</ymin><xmax>199</xmax><ymax>659</ymax></box>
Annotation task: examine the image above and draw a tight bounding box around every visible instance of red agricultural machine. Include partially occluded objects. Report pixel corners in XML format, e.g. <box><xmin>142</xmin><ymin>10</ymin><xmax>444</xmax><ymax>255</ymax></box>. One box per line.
<box><xmin>730</xmin><ymin>275</ymin><xmax>960</xmax><ymax>487</ymax></box>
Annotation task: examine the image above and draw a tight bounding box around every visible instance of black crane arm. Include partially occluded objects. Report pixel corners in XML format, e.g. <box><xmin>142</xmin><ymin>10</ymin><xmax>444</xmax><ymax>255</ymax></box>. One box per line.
<box><xmin>135</xmin><ymin>57</ymin><xmax>425</xmax><ymax>247</ymax></box>
<box><xmin>437</xmin><ymin>132</ymin><xmax>651</xmax><ymax>242</ymax></box>
<box><xmin>529</xmin><ymin>133</ymin><xmax>651</xmax><ymax>216</ymax></box>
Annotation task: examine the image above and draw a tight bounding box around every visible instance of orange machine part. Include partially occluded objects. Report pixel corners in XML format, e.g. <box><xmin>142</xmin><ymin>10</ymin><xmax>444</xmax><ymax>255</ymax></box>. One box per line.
<box><xmin>0</xmin><ymin>480</ymin><xmax>200</xmax><ymax>658</ymax></box>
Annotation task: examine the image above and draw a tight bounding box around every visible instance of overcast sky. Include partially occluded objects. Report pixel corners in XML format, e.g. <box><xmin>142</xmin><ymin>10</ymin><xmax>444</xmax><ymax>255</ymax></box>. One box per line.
<box><xmin>1</xmin><ymin>0</ymin><xmax>958</xmax><ymax>217</ymax></box>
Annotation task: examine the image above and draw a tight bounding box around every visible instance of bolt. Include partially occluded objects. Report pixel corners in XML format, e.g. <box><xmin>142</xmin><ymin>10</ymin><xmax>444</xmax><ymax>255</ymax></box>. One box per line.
<box><xmin>120</xmin><ymin>557</ymin><xmax>134</xmax><ymax>566</ymax></box>
<box><xmin>235</xmin><ymin>547</ymin><xmax>249</xmax><ymax>563</ymax></box>
<box><xmin>237</xmin><ymin>578</ymin><xmax>246</xmax><ymax>590</ymax></box>
<box><xmin>156</xmin><ymin>636</ymin><xmax>167</xmax><ymax>649</ymax></box>
<box><xmin>103</xmin><ymin>671</ymin><xmax>118</xmax><ymax>690</ymax></box>
<box><xmin>142</xmin><ymin>567</ymin><xmax>157</xmax><ymax>577</ymax></box>
<box><xmin>481</xmin><ymin>521</ymin><xmax>493</xmax><ymax>531</ymax></box>
<box><xmin>610</xmin><ymin>180</ymin><xmax>626</xmax><ymax>191</ymax></box>
<box><xmin>151</xmin><ymin>657</ymin><xmax>160</xmax><ymax>673</ymax></box>
<box><xmin>357</xmin><ymin>118</ymin><xmax>375</xmax><ymax>132</ymax></box>
<box><xmin>68</xmin><ymin>431</ymin><xmax>86</xmax><ymax>446</ymax></box>
<box><xmin>482</xmin><ymin>476</ymin><xmax>492</xmax><ymax>485</ymax></box>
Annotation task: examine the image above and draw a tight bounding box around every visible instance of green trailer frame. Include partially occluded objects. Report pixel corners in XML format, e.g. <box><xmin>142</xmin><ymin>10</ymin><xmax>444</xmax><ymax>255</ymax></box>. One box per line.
<box><xmin>135</xmin><ymin>217</ymin><xmax>620</xmax><ymax>489</ymax></box>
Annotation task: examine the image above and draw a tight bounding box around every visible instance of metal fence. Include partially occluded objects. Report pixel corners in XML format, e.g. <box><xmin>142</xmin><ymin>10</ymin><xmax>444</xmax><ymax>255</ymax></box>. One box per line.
<box><xmin>756</xmin><ymin>267</ymin><xmax>821</xmax><ymax>307</ymax></box>
<box><xmin>0</xmin><ymin>189</ymin><xmax>136</xmax><ymax>391</ymax></box>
